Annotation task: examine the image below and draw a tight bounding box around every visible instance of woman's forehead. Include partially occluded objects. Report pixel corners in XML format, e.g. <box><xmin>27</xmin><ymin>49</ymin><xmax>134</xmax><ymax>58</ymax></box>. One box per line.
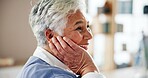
<box><xmin>67</xmin><ymin>10</ymin><xmax>87</xmax><ymax>26</ymax></box>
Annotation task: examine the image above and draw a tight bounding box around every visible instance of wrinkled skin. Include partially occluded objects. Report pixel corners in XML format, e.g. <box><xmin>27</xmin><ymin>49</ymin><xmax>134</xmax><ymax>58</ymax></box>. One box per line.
<box><xmin>45</xmin><ymin>10</ymin><xmax>99</xmax><ymax>76</ymax></box>
<box><xmin>49</xmin><ymin>36</ymin><xmax>98</xmax><ymax>75</ymax></box>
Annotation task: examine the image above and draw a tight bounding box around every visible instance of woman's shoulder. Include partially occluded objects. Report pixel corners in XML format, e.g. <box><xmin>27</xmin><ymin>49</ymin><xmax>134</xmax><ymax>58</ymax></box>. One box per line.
<box><xmin>18</xmin><ymin>56</ymin><xmax>77</xmax><ymax>78</ymax></box>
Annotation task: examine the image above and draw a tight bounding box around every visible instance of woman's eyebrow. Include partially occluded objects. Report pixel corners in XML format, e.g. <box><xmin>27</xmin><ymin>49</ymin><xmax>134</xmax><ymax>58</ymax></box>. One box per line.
<box><xmin>87</xmin><ymin>21</ymin><xmax>89</xmax><ymax>25</ymax></box>
<box><xmin>75</xmin><ymin>21</ymin><xmax>83</xmax><ymax>25</ymax></box>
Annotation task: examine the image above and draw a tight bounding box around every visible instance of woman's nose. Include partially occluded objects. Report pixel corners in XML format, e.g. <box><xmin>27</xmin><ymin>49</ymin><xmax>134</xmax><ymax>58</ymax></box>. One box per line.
<box><xmin>84</xmin><ymin>29</ymin><xmax>93</xmax><ymax>40</ymax></box>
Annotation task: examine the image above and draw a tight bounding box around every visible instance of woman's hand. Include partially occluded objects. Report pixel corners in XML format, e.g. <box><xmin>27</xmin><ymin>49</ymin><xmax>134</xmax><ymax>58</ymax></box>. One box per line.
<box><xmin>48</xmin><ymin>36</ymin><xmax>99</xmax><ymax>76</ymax></box>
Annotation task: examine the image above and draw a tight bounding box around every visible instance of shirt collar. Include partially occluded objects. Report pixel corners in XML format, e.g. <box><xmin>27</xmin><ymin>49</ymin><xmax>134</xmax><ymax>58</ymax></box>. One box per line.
<box><xmin>33</xmin><ymin>46</ymin><xmax>69</xmax><ymax>70</ymax></box>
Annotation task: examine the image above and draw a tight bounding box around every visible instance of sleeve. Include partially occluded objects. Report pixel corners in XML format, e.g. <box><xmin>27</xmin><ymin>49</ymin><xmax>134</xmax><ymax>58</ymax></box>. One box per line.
<box><xmin>82</xmin><ymin>72</ymin><xmax>106</xmax><ymax>78</ymax></box>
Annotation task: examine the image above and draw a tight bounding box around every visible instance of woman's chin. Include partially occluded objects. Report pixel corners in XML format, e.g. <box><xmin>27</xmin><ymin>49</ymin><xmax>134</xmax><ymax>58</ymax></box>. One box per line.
<box><xmin>80</xmin><ymin>45</ymin><xmax>88</xmax><ymax>50</ymax></box>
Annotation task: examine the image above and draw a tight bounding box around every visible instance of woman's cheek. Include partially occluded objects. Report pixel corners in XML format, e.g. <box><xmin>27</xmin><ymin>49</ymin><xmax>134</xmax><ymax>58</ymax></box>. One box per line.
<box><xmin>67</xmin><ymin>31</ymin><xmax>83</xmax><ymax>44</ymax></box>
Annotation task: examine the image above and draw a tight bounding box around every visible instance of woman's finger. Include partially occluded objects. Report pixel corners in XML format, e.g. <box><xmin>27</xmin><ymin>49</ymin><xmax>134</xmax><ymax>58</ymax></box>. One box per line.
<box><xmin>63</xmin><ymin>37</ymin><xmax>80</xmax><ymax>50</ymax></box>
<box><xmin>49</xmin><ymin>40</ymin><xmax>65</xmax><ymax>62</ymax></box>
<box><xmin>52</xmin><ymin>37</ymin><xmax>66</xmax><ymax>55</ymax></box>
<box><xmin>56</xmin><ymin>36</ymin><xmax>74</xmax><ymax>52</ymax></box>
<box><xmin>48</xmin><ymin>42</ymin><xmax>59</xmax><ymax>57</ymax></box>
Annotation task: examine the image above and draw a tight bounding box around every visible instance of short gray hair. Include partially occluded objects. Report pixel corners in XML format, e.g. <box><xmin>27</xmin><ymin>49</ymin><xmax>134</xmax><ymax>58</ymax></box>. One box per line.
<box><xmin>29</xmin><ymin>0</ymin><xmax>85</xmax><ymax>46</ymax></box>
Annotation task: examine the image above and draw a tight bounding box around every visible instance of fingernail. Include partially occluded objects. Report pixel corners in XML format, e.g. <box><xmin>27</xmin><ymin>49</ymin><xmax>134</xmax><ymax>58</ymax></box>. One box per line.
<box><xmin>48</xmin><ymin>42</ymin><xmax>52</xmax><ymax>47</ymax></box>
<box><xmin>63</xmin><ymin>37</ymin><xmax>69</xmax><ymax>40</ymax></box>
<box><xmin>63</xmin><ymin>37</ymin><xmax>66</xmax><ymax>40</ymax></box>
<box><xmin>57</xmin><ymin>36</ymin><xmax>60</xmax><ymax>39</ymax></box>
<box><xmin>52</xmin><ymin>37</ymin><xmax>55</xmax><ymax>42</ymax></box>
<box><xmin>51</xmin><ymin>37</ymin><xmax>54</xmax><ymax>41</ymax></box>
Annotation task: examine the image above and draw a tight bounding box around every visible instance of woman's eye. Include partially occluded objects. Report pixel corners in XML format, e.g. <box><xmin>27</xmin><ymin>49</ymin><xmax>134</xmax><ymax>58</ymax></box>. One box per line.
<box><xmin>76</xmin><ymin>27</ymin><xmax>82</xmax><ymax>32</ymax></box>
<box><xmin>87</xmin><ymin>25</ymin><xmax>90</xmax><ymax>28</ymax></box>
<box><xmin>87</xmin><ymin>25</ymin><xmax>91</xmax><ymax>30</ymax></box>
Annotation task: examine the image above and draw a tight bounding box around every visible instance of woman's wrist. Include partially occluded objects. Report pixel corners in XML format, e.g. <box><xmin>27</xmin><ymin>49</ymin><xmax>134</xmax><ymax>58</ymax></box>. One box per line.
<box><xmin>80</xmin><ymin>65</ymin><xmax>98</xmax><ymax>76</ymax></box>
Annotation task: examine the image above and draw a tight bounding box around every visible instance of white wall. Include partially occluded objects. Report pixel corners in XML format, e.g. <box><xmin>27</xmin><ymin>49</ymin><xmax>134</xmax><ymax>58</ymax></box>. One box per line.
<box><xmin>0</xmin><ymin>0</ymin><xmax>37</xmax><ymax>63</ymax></box>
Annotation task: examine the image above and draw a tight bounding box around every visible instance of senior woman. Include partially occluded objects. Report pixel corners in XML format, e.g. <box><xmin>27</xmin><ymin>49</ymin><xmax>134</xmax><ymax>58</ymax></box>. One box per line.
<box><xmin>18</xmin><ymin>0</ymin><xmax>105</xmax><ymax>78</ymax></box>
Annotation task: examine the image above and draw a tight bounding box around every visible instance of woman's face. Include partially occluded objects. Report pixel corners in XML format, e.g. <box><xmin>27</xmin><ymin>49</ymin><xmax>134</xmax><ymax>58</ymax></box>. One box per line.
<box><xmin>63</xmin><ymin>10</ymin><xmax>92</xmax><ymax>50</ymax></box>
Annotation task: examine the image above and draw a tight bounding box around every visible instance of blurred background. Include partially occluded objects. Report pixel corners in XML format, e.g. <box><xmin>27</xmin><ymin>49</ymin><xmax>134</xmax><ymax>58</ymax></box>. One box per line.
<box><xmin>0</xmin><ymin>0</ymin><xmax>148</xmax><ymax>78</ymax></box>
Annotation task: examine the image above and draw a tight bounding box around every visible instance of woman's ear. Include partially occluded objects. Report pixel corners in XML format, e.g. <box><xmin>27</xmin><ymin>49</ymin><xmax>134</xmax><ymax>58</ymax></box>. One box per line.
<box><xmin>44</xmin><ymin>29</ymin><xmax>54</xmax><ymax>41</ymax></box>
